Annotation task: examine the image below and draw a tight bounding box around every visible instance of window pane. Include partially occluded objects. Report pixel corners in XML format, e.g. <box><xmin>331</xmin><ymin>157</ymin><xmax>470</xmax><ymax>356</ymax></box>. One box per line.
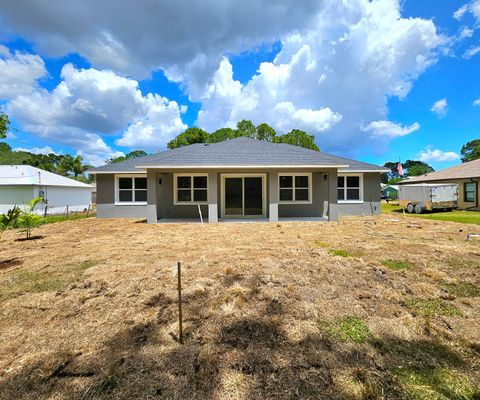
<box><xmin>337</xmin><ymin>177</ymin><xmax>345</xmax><ymax>188</ymax></box>
<box><xmin>194</xmin><ymin>189</ymin><xmax>207</xmax><ymax>202</ymax></box>
<box><xmin>119</xmin><ymin>190</ymin><xmax>133</xmax><ymax>202</ymax></box>
<box><xmin>194</xmin><ymin>176</ymin><xmax>207</xmax><ymax>189</ymax></box>
<box><xmin>346</xmin><ymin>176</ymin><xmax>360</xmax><ymax>188</ymax></box>
<box><xmin>465</xmin><ymin>183</ymin><xmax>475</xmax><ymax>202</ymax></box>
<box><xmin>119</xmin><ymin>177</ymin><xmax>132</xmax><ymax>189</ymax></box>
<box><xmin>177</xmin><ymin>189</ymin><xmax>191</xmax><ymax>202</ymax></box>
<box><xmin>135</xmin><ymin>190</ymin><xmax>147</xmax><ymax>202</ymax></box>
<box><xmin>295</xmin><ymin>175</ymin><xmax>309</xmax><ymax>188</ymax></box>
<box><xmin>135</xmin><ymin>177</ymin><xmax>147</xmax><ymax>189</ymax></box>
<box><xmin>177</xmin><ymin>176</ymin><xmax>191</xmax><ymax>189</ymax></box>
<box><xmin>279</xmin><ymin>176</ymin><xmax>293</xmax><ymax>188</ymax></box>
<box><xmin>337</xmin><ymin>189</ymin><xmax>345</xmax><ymax>201</ymax></box>
<box><xmin>295</xmin><ymin>188</ymin><xmax>309</xmax><ymax>201</ymax></box>
<box><xmin>347</xmin><ymin>189</ymin><xmax>360</xmax><ymax>200</ymax></box>
<box><xmin>280</xmin><ymin>188</ymin><xmax>293</xmax><ymax>201</ymax></box>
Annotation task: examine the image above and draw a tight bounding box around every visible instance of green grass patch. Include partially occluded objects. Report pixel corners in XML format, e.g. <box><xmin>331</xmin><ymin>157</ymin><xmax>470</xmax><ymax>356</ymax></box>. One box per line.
<box><xmin>442</xmin><ymin>282</ymin><xmax>480</xmax><ymax>298</ymax></box>
<box><xmin>318</xmin><ymin>316</ymin><xmax>371</xmax><ymax>343</ymax></box>
<box><xmin>405</xmin><ymin>298</ymin><xmax>460</xmax><ymax>317</ymax></box>
<box><xmin>381</xmin><ymin>202</ymin><xmax>480</xmax><ymax>226</ymax></box>
<box><xmin>381</xmin><ymin>202</ymin><xmax>403</xmax><ymax>214</ymax></box>
<box><xmin>381</xmin><ymin>259</ymin><xmax>414</xmax><ymax>270</ymax></box>
<box><xmin>396</xmin><ymin>367</ymin><xmax>479</xmax><ymax>400</ymax></box>
<box><xmin>43</xmin><ymin>212</ymin><xmax>96</xmax><ymax>224</ymax></box>
<box><xmin>329</xmin><ymin>249</ymin><xmax>351</xmax><ymax>257</ymax></box>
<box><xmin>313</xmin><ymin>240</ymin><xmax>330</xmax><ymax>248</ymax></box>
<box><xmin>0</xmin><ymin>259</ymin><xmax>98</xmax><ymax>302</ymax></box>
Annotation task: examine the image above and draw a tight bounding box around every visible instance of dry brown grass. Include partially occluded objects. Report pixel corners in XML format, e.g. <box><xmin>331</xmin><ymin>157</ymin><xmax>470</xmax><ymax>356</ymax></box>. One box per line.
<box><xmin>0</xmin><ymin>215</ymin><xmax>479</xmax><ymax>399</ymax></box>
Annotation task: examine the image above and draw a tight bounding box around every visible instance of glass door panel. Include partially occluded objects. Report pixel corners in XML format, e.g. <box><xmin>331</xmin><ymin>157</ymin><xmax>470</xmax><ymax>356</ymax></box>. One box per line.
<box><xmin>225</xmin><ymin>177</ymin><xmax>243</xmax><ymax>216</ymax></box>
<box><xmin>244</xmin><ymin>177</ymin><xmax>263</xmax><ymax>216</ymax></box>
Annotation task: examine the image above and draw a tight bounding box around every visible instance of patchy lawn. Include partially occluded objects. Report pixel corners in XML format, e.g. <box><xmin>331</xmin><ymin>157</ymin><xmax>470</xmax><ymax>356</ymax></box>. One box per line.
<box><xmin>0</xmin><ymin>216</ymin><xmax>479</xmax><ymax>399</ymax></box>
<box><xmin>381</xmin><ymin>202</ymin><xmax>480</xmax><ymax>226</ymax></box>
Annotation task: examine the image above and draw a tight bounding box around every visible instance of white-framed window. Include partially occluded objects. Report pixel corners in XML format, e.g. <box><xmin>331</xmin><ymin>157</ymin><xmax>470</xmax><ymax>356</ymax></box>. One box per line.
<box><xmin>464</xmin><ymin>182</ymin><xmax>476</xmax><ymax>203</ymax></box>
<box><xmin>174</xmin><ymin>173</ymin><xmax>208</xmax><ymax>205</ymax></box>
<box><xmin>337</xmin><ymin>173</ymin><xmax>363</xmax><ymax>203</ymax></box>
<box><xmin>278</xmin><ymin>173</ymin><xmax>312</xmax><ymax>203</ymax></box>
<box><xmin>115</xmin><ymin>175</ymin><xmax>147</xmax><ymax>205</ymax></box>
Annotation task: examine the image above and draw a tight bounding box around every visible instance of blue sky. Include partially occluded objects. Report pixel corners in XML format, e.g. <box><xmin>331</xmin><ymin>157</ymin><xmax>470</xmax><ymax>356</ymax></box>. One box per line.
<box><xmin>0</xmin><ymin>0</ymin><xmax>479</xmax><ymax>167</ymax></box>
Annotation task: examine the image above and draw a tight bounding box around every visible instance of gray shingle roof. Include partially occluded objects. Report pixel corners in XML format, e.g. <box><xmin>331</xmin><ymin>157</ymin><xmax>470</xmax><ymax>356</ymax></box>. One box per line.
<box><xmin>90</xmin><ymin>137</ymin><xmax>387</xmax><ymax>173</ymax></box>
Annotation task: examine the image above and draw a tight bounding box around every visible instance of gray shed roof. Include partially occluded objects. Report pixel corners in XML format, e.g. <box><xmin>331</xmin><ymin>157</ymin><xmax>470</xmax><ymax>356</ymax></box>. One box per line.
<box><xmin>90</xmin><ymin>137</ymin><xmax>388</xmax><ymax>173</ymax></box>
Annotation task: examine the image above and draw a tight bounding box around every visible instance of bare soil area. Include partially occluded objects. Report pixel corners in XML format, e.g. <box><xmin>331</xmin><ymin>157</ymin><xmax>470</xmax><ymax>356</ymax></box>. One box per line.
<box><xmin>0</xmin><ymin>216</ymin><xmax>479</xmax><ymax>399</ymax></box>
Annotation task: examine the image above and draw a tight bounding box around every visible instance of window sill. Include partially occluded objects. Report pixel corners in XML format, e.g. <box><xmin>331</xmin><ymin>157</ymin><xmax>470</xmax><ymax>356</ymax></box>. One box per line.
<box><xmin>338</xmin><ymin>200</ymin><xmax>364</xmax><ymax>204</ymax></box>
<box><xmin>173</xmin><ymin>202</ymin><xmax>208</xmax><ymax>206</ymax></box>
<box><xmin>279</xmin><ymin>201</ymin><xmax>312</xmax><ymax>205</ymax></box>
<box><xmin>115</xmin><ymin>202</ymin><xmax>147</xmax><ymax>206</ymax></box>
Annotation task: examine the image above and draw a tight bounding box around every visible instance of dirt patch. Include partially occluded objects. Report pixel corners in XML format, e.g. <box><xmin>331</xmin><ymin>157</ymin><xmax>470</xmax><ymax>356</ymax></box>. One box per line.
<box><xmin>0</xmin><ymin>215</ymin><xmax>478</xmax><ymax>399</ymax></box>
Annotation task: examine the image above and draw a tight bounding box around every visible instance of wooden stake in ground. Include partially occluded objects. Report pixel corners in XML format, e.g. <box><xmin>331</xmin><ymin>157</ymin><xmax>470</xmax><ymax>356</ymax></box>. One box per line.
<box><xmin>177</xmin><ymin>261</ymin><xmax>183</xmax><ymax>344</ymax></box>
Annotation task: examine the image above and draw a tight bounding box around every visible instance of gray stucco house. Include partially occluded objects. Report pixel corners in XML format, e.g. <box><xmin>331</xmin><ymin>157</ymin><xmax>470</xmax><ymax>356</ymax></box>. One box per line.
<box><xmin>90</xmin><ymin>137</ymin><xmax>388</xmax><ymax>223</ymax></box>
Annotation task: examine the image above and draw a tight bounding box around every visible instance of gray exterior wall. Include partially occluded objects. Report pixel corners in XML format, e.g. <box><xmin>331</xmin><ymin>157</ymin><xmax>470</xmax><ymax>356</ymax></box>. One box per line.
<box><xmin>95</xmin><ymin>173</ymin><xmax>147</xmax><ymax>219</ymax></box>
<box><xmin>330</xmin><ymin>172</ymin><xmax>381</xmax><ymax>217</ymax></box>
<box><xmin>95</xmin><ymin>170</ymin><xmax>381</xmax><ymax>220</ymax></box>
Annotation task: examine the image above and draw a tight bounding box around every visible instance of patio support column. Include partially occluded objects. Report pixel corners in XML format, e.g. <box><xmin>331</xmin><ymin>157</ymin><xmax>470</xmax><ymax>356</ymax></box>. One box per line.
<box><xmin>269</xmin><ymin>171</ymin><xmax>278</xmax><ymax>222</ymax></box>
<box><xmin>328</xmin><ymin>169</ymin><xmax>338</xmax><ymax>221</ymax></box>
<box><xmin>208</xmin><ymin>172</ymin><xmax>218</xmax><ymax>223</ymax></box>
<box><xmin>146</xmin><ymin>170</ymin><xmax>158</xmax><ymax>224</ymax></box>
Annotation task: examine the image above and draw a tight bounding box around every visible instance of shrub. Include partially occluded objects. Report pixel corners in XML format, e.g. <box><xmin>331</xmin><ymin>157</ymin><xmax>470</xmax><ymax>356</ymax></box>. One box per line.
<box><xmin>16</xmin><ymin>198</ymin><xmax>44</xmax><ymax>239</ymax></box>
<box><xmin>0</xmin><ymin>206</ymin><xmax>20</xmax><ymax>240</ymax></box>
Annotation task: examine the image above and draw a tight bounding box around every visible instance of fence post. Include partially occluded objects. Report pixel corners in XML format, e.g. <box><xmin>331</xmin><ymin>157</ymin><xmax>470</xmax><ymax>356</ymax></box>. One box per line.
<box><xmin>177</xmin><ymin>261</ymin><xmax>183</xmax><ymax>344</ymax></box>
<box><xmin>43</xmin><ymin>205</ymin><xmax>48</xmax><ymax>217</ymax></box>
<box><xmin>86</xmin><ymin>204</ymin><xmax>91</xmax><ymax>217</ymax></box>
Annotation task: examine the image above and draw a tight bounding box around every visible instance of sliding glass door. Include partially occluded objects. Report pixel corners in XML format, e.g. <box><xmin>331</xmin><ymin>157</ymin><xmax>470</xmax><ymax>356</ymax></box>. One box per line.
<box><xmin>223</xmin><ymin>175</ymin><xmax>265</xmax><ymax>218</ymax></box>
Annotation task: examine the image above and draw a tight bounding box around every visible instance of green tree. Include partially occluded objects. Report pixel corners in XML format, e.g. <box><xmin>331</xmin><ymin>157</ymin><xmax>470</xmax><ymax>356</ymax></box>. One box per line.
<box><xmin>236</xmin><ymin>120</ymin><xmax>256</xmax><ymax>138</ymax></box>
<box><xmin>167</xmin><ymin>127</ymin><xmax>209</xmax><ymax>149</ymax></box>
<box><xmin>108</xmin><ymin>150</ymin><xmax>148</xmax><ymax>164</ymax></box>
<box><xmin>404</xmin><ymin>160</ymin><xmax>434</xmax><ymax>176</ymax></box>
<box><xmin>256</xmin><ymin>123</ymin><xmax>277</xmax><ymax>142</ymax></box>
<box><xmin>275</xmin><ymin>129</ymin><xmax>320</xmax><ymax>151</ymax></box>
<box><xmin>208</xmin><ymin>127</ymin><xmax>238</xmax><ymax>143</ymax></box>
<box><xmin>0</xmin><ymin>108</ymin><xmax>10</xmax><ymax>139</ymax></box>
<box><xmin>460</xmin><ymin>139</ymin><xmax>480</xmax><ymax>163</ymax></box>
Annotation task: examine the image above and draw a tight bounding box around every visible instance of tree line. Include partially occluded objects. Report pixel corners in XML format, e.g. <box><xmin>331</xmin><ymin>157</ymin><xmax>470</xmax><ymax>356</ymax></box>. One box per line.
<box><xmin>165</xmin><ymin>120</ymin><xmax>320</xmax><ymax>151</ymax></box>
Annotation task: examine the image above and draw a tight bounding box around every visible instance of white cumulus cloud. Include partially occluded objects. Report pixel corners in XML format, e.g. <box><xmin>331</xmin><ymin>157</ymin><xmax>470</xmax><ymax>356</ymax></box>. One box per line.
<box><xmin>417</xmin><ymin>147</ymin><xmax>460</xmax><ymax>162</ymax></box>
<box><xmin>362</xmin><ymin>120</ymin><xmax>420</xmax><ymax>138</ymax></box>
<box><xmin>0</xmin><ymin>45</ymin><xmax>47</xmax><ymax>99</ymax></box>
<box><xmin>474</xmin><ymin>98</ymin><xmax>480</xmax><ymax>106</ymax></box>
<box><xmin>430</xmin><ymin>98</ymin><xmax>448</xmax><ymax>117</ymax></box>
<box><xmin>6</xmin><ymin>63</ymin><xmax>187</xmax><ymax>165</ymax></box>
<box><xmin>196</xmin><ymin>0</ymin><xmax>443</xmax><ymax>155</ymax></box>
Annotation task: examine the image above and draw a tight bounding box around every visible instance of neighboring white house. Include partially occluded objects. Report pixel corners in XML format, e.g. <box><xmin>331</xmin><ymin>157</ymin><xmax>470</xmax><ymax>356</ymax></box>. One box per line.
<box><xmin>0</xmin><ymin>165</ymin><xmax>94</xmax><ymax>214</ymax></box>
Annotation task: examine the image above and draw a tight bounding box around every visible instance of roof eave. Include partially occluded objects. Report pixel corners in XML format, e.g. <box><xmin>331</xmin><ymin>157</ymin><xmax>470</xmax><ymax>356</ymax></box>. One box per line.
<box><xmin>134</xmin><ymin>164</ymin><xmax>350</xmax><ymax>169</ymax></box>
<box><xmin>338</xmin><ymin>169</ymin><xmax>390</xmax><ymax>173</ymax></box>
<box><xmin>87</xmin><ymin>169</ymin><xmax>146</xmax><ymax>175</ymax></box>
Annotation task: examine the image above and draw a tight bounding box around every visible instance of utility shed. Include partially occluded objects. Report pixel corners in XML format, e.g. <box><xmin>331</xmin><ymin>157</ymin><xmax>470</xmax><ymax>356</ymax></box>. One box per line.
<box><xmin>0</xmin><ymin>165</ymin><xmax>94</xmax><ymax>214</ymax></box>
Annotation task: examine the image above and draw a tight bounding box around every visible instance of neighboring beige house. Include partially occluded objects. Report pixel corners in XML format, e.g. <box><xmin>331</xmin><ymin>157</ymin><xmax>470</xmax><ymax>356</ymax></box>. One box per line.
<box><xmin>398</xmin><ymin>158</ymin><xmax>479</xmax><ymax>210</ymax></box>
